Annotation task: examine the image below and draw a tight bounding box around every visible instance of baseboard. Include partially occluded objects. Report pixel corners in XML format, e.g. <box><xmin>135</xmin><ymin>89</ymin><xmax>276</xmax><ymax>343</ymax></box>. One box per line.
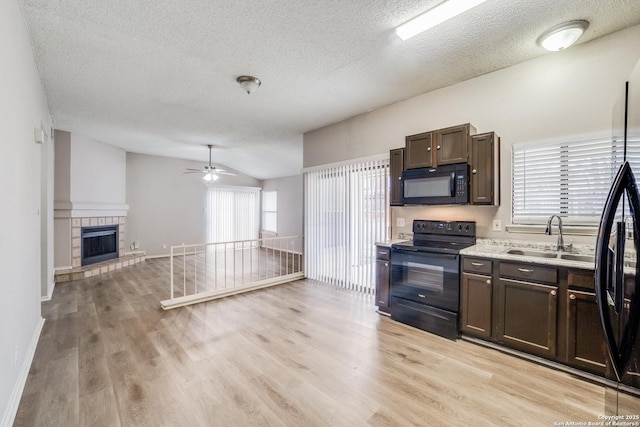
<box><xmin>1</xmin><ymin>317</ymin><xmax>45</xmax><ymax>427</ymax></box>
<box><xmin>41</xmin><ymin>281</ymin><xmax>55</xmax><ymax>302</ymax></box>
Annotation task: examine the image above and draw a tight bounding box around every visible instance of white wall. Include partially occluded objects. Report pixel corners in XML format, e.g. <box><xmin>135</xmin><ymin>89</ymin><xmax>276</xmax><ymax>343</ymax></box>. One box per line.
<box><xmin>0</xmin><ymin>0</ymin><xmax>51</xmax><ymax>424</ymax></box>
<box><xmin>261</xmin><ymin>174</ymin><xmax>304</xmax><ymax>252</ymax></box>
<box><xmin>69</xmin><ymin>134</ymin><xmax>126</xmax><ymax>204</ymax></box>
<box><xmin>304</xmin><ymin>25</ymin><xmax>640</xmax><ymax>245</ymax></box>
<box><xmin>126</xmin><ymin>152</ymin><xmax>261</xmax><ymax>257</ymax></box>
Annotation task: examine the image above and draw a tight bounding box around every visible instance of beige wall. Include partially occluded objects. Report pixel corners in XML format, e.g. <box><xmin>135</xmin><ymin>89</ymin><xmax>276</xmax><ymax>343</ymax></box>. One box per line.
<box><xmin>0</xmin><ymin>0</ymin><xmax>52</xmax><ymax>423</ymax></box>
<box><xmin>126</xmin><ymin>152</ymin><xmax>261</xmax><ymax>257</ymax></box>
<box><xmin>304</xmin><ymin>24</ymin><xmax>640</xmax><ymax>245</ymax></box>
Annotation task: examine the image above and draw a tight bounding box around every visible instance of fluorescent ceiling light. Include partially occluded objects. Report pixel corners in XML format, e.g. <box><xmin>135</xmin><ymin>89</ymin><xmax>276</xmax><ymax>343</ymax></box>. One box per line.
<box><xmin>396</xmin><ymin>0</ymin><xmax>488</xmax><ymax>41</ymax></box>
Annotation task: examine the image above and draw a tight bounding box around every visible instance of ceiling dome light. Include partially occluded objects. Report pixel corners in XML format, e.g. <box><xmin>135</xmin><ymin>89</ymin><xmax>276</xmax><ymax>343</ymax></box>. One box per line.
<box><xmin>236</xmin><ymin>75</ymin><xmax>261</xmax><ymax>94</ymax></box>
<box><xmin>537</xmin><ymin>20</ymin><xmax>589</xmax><ymax>51</ymax></box>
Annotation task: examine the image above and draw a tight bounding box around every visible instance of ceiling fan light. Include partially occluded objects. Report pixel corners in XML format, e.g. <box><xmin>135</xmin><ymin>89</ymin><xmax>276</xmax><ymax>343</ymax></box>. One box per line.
<box><xmin>537</xmin><ymin>20</ymin><xmax>589</xmax><ymax>51</ymax></box>
<box><xmin>203</xmin><ymin>172</ymin><xmax>213</xmax><ymax>182</ymax></box>
<box><xmin>236</xmin><ymin>75</ymin><xmax>261</xmax><ymax>94</ymax></box>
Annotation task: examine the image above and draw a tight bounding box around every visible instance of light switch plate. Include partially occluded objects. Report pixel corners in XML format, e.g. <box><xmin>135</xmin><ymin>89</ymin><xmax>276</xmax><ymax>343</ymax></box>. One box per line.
<box><xmin>492</xmin><ymin>219</ymin><xmax>502</xmax><ymax>231</ymax></box>
<box><xmin>397</xmin><ymin>217</ymin><xmax>405</xmax><ymax>227</ymax></box>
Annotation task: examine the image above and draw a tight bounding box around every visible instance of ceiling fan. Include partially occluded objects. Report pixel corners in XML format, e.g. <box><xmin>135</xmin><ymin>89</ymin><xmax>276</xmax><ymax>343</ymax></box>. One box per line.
<box><xmin>184</xmin><ymin>144</ymin><xmax>236</xmax><ymax>181</ymax></box>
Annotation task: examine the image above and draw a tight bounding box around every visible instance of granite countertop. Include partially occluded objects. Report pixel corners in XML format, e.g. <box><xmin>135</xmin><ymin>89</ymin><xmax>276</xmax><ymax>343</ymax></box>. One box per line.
<box><xmin>461</xmin><ymin>238</ymin><xmax>637</xmax><ymax>273</ymax></box>
<box><xmin>460</xmin><ymin>238</ymin><xmax>598</xmax><ymax>270</ymax></box>
<box><xmin>375</xmin><ymin>239</ymin><xmax>410</xmax><ymax>248</ymax></box>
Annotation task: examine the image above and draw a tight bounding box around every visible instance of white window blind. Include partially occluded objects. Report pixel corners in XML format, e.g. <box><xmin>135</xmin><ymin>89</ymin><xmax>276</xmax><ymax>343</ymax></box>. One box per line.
<box><xmin>262</xmin><ymin>191</ymin><xmax>277</xmax><ymax>233</ymax></box>
<box><xmin>512</xmin><ymin>135</ymin><xmax>640</xmax><ymax>225</ymax></box>
<box><xmin>305</xmin><ymin>158</ymin><xmax>389</xmax><ymax>294</ymax></box>
<box><xmin>207</xmin><ymin>185</ymin><xmax>260</xmax><ymax>243</ymax></box>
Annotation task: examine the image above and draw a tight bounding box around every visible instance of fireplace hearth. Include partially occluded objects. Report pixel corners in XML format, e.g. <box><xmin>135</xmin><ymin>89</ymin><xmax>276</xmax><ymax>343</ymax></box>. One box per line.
<box><xmin>81</xmin><ymin>224</ymin><xmax>118</xmax><ymax>266</ymax></box>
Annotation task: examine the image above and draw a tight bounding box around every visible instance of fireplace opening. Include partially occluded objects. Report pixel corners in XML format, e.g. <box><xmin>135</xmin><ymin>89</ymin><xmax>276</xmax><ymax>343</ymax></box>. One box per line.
<box><xmin>81</xmin><ymin>225</ymin><xmax>119</xmax><ymax>266</ymax></box>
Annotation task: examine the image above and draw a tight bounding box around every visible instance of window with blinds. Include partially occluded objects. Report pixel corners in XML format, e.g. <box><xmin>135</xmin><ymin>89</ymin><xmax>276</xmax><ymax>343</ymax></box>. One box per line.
<box><xmin>207</xmin><ymin>185</ymin><xmax>260</xmax><ymax>243</ymax></box>
<box><xmin>512</xmin><ymin>135</ymin><xmax>640</xmax><ymax>226</ymax></box>
<box><xmin>305</xmin><ymin>158</ymin><xmax>389</xmax><ymax>294</ymax></box>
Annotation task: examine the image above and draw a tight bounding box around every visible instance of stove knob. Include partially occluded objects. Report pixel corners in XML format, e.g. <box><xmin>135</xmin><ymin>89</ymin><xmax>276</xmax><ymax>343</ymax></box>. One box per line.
<box><xmin>465</xmin><ymin>225</ymin><xmax>470</xmax><ymax>231</ymax></box>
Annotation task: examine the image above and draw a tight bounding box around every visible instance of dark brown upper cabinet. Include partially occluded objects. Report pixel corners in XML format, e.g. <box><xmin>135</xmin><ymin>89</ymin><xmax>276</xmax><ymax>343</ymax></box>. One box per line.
<box><xmin>470</xmin><ymin>132</ymin><xmax>500</xmax><ymax>205</ymax></box>
<box><xmin>434</xmin><ymin>123</ymin><xmax>476</xmax><ymax>165</ymax></box>
<box><xmin>389</xmin><ymin>148</ymin><xmax>404</xmax><ymax>206</ymax></box>
<box><xmin>405</xmin><ymin>131</ymin><xmax>433</xmax><ymax>169</ymax></box>
<box><xmin>405</xmin><ymin>124</ymin><xmax>476</xmax><ymax>170</ymax></box>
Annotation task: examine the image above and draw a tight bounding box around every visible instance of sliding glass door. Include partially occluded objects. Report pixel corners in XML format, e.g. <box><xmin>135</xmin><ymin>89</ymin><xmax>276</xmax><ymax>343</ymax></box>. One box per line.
<box><xmin>305</xmin><ymin>157</ymin><xmax>389</xmax><ymax>293</ymax></box>
<box><xmin>207</xmin><ymin>185</ymin><xmax>260</xmax><ymax>243</ymax></box>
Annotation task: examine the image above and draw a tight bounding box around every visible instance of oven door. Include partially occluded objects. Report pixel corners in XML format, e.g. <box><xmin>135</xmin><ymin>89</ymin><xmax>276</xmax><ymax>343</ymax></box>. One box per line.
<box><xmin>390</xmin><ymin>247</ymin><xmax>460</xmax><ymax>312</ymax></box>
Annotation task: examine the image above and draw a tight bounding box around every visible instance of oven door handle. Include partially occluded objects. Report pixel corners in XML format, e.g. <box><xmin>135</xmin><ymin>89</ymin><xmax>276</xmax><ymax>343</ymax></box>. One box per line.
<box><xmin>393</xmin><ymin>247</ymin><xmax>419</xmax><ymax>252</ymax></box>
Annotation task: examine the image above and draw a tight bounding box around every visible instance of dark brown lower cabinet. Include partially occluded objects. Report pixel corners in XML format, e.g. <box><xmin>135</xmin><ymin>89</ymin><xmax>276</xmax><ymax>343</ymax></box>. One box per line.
<box><xmin>461</xmin><ymin>272</ymin><xmax>493</xmax><ymax>338</ymax></box>
<box><xmin>496</xmin><ymin>278</ymin><xmax>558</xmax><ymax>358</ymax></box>
<box><xmin>566</xmin><ymin>289</ymin><xmax>606</xmax><ymax>375</ymax></box>
<box><xmin>375</xmin><ymin>246</ymin><xmax>391</xmax><ymax>314</ymax></box>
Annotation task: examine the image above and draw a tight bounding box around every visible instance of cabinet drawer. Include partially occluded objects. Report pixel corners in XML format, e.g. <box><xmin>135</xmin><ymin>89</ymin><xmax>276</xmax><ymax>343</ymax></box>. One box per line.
<box><xmin>463</xmin><ymin>257</ymin><xmax>492</xmax><ymax>275</ymax></box>
<box><xmin>567</xmin><ymin>269</ymin><xmax>595</xmax><ymax>291</ymax></box>
<box><xmin>500</xmin><ymin>262</ymin><xmax>557</xmax><ymax>284</ymax></box>
<box><xmin>376</xmin><ymin>246</ymin><xmax>391</xmax><ymax>261</ymax></box>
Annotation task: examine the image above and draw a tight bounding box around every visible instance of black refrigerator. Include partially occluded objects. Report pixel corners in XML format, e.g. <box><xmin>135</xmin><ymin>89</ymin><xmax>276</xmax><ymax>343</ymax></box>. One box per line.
<box><xmin>595</xmin><ymin>59</ymin><xmax>640</xmax><ymax>414</ymax></box>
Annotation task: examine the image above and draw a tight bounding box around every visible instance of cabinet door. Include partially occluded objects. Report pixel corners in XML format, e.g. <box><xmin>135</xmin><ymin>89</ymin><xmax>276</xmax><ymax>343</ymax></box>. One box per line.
<box><xmin>375</xmin><ymin>259</ymin><xmax>390</xmax><ymax>312</ymax></box>
<box><xmin>434</xmin><ymin>124</ymin><xmax>475</xmax><ymax>165</ymax></box>
<box><xmin>470</xmin><ymin>132</ymin><xmax>497</xmax><ymax>205</ymax></box>
<box><xmin>497</xmin><ymin>278</ymin><xmax>558</xmax><ymax>358</ymax></box>
<box><xmin>461</xmin><ymin>273</ymin><xmax>493</xmax><ymax>338</ymax></box>
<box><xmin>390</xmin><ymin>148</ymin><xmax>404</xmax><ymax>206</ymax></box>
<box><xmin>405</xmin><ymin>132</ymin><xmax>433</xmax><ymax>169</ymax></box>
<box><xmin>566</xmin><ymin>289</ymin><xmax>606</xmax><ymax>375</ymax></box>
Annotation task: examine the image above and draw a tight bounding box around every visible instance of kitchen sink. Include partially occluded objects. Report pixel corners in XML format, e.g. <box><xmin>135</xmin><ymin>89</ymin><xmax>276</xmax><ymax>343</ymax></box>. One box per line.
<box><xmin>559</xmin><ymin>253</ymin><xmax>595</xmax><ymax>263</ymax></box>
<box><xmin>505</xmin><ymin>248</ymin><xmax>558</xmax><ymax>258</ymax></box>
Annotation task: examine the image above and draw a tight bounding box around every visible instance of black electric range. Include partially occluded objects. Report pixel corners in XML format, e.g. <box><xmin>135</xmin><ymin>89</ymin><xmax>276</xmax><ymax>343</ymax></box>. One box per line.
<box><xmin>390</xmin><ymin>220</ymin><xmax>476</xmax><ymax>340</ymax></box>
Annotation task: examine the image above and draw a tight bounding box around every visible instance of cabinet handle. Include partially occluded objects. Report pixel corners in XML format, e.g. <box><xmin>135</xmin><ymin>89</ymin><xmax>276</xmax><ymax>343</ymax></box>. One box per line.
<box><xmin>384</xmin><ymin>262</ymin><xmax>388</xmax><ymax>267</ymax></box>
<box><xmin>569</xmin><ymin>294</ymin><xmax>576</xmax><ymax>300</ymax></box>
<box><xmin>418</xmin><ymin>294</ymin><xmax>426</xmax><ymax>298</ymax></box>
<box><xmin>472</xmin><ymin>169</ymin><xmax>477</xmax><ymax>174</ymax></box>
<box><xmin>486</xmin><ymin>279</ymin><xmax>491</xmax><ymax>285</ymax></box>
<box><xmin>378</xmin><ymin>300</ymin><xmax>385</xmax><ymax>304</ymax></box>
<box><xmin>471</xmin><ymin>262</ymin><xmax>484</xmax><ymax>266</ymax></box>
<box><xmin>518</xmin><ymin>268</ymin><xmax>533</xmax><ymax>273</ymax></box>
<box><xmin>436</xmin><ymin>145</ymin><xmax>441</xmax><ymax>150</ymax></box>
<box><xmin>427</xmin><ymin>147</ymin><xmax>431</xmax><ymax>151</ymax></box>
<box><xmin>398</xmin><ymin>176</ymin><xmax>402</xmax><ymax>180</ymax></box>
<box><xmin>551</xmin><ymin>290</ymin><xmax>557</xmax><ymax>296</ymax></box>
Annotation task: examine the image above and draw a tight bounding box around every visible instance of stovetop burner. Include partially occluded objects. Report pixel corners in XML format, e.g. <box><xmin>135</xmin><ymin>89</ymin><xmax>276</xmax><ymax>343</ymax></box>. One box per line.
<box><xmin>392</xmin><ymin>220</ymin><xmax>476</xmax><ymax>254</ymax></box>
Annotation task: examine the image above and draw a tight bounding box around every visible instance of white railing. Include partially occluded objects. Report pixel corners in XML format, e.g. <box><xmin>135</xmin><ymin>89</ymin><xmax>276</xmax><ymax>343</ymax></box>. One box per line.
<box><xmin>160</xmin><ymin>235</ymin><xmax>304</xmax><ymax>310</ymax></box>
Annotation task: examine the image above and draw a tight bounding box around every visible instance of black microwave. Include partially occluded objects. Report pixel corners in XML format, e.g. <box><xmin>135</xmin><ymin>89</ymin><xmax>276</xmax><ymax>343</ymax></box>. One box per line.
<box><xmin>402</xmin><ymin>163</ymin><xmax>469</xmax><ymax>205</ymax></box>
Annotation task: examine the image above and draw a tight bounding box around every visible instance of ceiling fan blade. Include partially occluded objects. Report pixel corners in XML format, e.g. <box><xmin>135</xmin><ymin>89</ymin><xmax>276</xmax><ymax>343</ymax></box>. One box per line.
<box><xmin>217</xmin><ymin>171</ymin><xmax>237</xmax><ymax>176</ymax></box>
<box><xmin>185</xmin><ymin>168</ymin><xmax>205</xmax><ymax>172</ymax></box>
<box><xmin>183</xmin><ymin>171</ymin><xmax>204</xmax><ymax>174</ymax></box>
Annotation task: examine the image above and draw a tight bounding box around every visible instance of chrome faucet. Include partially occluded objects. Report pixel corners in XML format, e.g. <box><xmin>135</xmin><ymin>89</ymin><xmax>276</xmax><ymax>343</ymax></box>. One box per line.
<box><xmin>546</xmin><ymin>215</ymin><xmax>572</xmax><ymax>252</ymax></box>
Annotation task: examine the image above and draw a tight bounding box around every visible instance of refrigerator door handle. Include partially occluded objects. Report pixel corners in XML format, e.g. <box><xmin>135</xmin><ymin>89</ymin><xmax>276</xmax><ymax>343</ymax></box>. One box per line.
<box><xmin>595</xmin><ymin>161</ymin><xmax>640</xmax><ymax>382</ymax></box>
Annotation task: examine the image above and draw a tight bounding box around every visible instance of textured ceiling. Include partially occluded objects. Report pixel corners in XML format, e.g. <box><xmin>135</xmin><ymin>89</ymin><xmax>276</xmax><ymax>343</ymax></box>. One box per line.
<box><xmin>19</xmin><ymin>0</ymin><xmax>640</xmax><ymax>179</ymax></box>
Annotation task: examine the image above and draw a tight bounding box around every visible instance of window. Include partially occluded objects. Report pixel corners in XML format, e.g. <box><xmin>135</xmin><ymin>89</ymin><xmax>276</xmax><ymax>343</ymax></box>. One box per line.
<box><xmin>262</xmin><ymin>191</ymin><xmax>277</xmax><ymax>233</ymax></box>
<box><xmin>305</xmin><ymin>158</ymin><xmax>389</xmax><ymax>293</ymax></box>
<box><xmin>512</xmin><ymin>135</ymin><xmax>640</xmax><ymax>226</ymax></box>
<box><xmin>207</xmin><ymin>186</ymin><xmax>260</xmax><ymax>243</ymax></box>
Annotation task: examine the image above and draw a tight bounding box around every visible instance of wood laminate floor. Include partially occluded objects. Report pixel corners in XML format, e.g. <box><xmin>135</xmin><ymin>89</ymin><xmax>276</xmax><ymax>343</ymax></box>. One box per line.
<box><xmin>14</xmin><ymin>259</ymin><xmax>605</xmax><ymax>426</ymax></box>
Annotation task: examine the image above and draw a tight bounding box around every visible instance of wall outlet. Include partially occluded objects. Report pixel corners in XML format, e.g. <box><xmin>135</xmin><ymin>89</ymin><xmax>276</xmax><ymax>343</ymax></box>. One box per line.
<box><xmin>397</xmin><ymin>217</ymin><xmax>405</xmax><ymax>227</ymax></box>
<box><xmin>162</xmin><ymin>243</ymin><xmax>167</xmax><ymax>249</ymax></box>
<box><xmin>492</xmin><ymin>219</ymin><xmax>502</xmax><ymax>231</ymax></box>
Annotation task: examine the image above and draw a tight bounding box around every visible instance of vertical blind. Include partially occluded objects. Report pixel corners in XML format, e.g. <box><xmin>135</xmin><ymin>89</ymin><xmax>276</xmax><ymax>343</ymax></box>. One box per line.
<box><xmin>512</xmin><ymin>136</ymin><xmax>640</xmax><ymax>225</ymax></box>
<box><xmin>305</xmin><ymin>158</ymin><xmax>389</xmax><ymax>294</ymax></box>
<box><xmin>207</xmin><ymin>185</ymin><xmax>260</xmax><ymax>243</ymax></box>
